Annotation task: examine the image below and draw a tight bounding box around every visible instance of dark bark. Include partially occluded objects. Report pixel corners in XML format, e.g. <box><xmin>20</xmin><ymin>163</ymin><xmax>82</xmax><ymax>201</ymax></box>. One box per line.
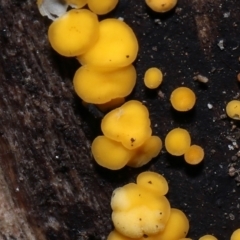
<box><xmin>1</xmin><ymin>0</ymin><xmax>240</xmax><ymax>239</ymax></box>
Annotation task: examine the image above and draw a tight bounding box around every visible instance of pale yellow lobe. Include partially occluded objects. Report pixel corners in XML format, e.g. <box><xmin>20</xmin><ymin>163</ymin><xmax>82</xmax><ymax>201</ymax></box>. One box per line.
<box><xmin>88</xmin><ymin>0</ymin><xmax>119</xmax><ymax>15</ymax></box>
<box><xmin>165</xmin><ymin>128</ymin><xmax>191</xmax><ymax>156</ymax></box>
<box><xmin>78</xmin><ymin>19</ymin><xmax>138</xmax><ymax>69</ymax></box>
<box><xmin>170</xmin><ymin>87</ymin><xmax>196</xmax><ymax>111</ymax></box>
<box><xmin>73</xmin><ymin>65</ymin><xmax>136</xmax><ymax>104</ymax></box>
<box><xmin>144</xmin><ymin>67</ymin><xmax>163</xmax><ymax>89</ymax></box>
<box><xmin>101</xmin><ymin>100</ymin><xmax>152</xmax><ymax>150</ymax></box>
<box><xmin>226</xmin><ymin>100</ymin><xmax>240</xmax><ymax>120</ymax></box>
<box><xmin>145</xmin><ymin>0</ymin><xmax>177</xmax><ymax>13</ymax></box>
<box><xmin>48</xmin><ymin>9</ymin><xmax>99</xmax><ymax>57</ymax></box>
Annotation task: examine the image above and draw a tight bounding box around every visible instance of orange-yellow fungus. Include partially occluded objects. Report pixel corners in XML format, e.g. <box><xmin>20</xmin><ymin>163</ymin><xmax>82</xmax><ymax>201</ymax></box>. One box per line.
<box><xmin>231</xmin><ymin>228</ymin><xmax>240</xmax><ymax>240</ymax></box>
<box><xmin>136</xmin><ymin>171</ymin><xmax>168</xmax><ymax>196</ymax></box>
<box><xmin>199</xmin><ymin>235</ymin><xmax>218</xmax><ymax>240</ymax></box>
<box><xmin>165</xmin><ymin>128</ymin><xmax>191</xmax><ymax>156</ymax></box>
<box><xmin>97</xmin><ymin>98</ymin><xmax>125</xmax><ymax>112</ymax></box>
<box><xmin>170</xmin><ymin>87</ymin><xmax>196</xmax><ymax>112</ymax></box>
<box><xmin>101</xmin><ymin>100</ymin><xmax>152</xmax><ymax>150</ymax></box>
<box><xmin>48</xmin><ymin>9</ymin><xmax>99</xmax><ymax>57</ymax></box>
<box><xmin>226</xmin><ymin>100</ymin><xmax>240</xmax><ymax>120</ymax></box>
<box><xmin>144</xmin><ymin>67</ymin><xmax>163</xmax><ymax>89</ymax></box>
<box><xmin>184</xmin><ymin>145</ymin><xmax>204</xmax><ymax>165</ymax></box>
<box><xmin>78</xmin><ymin>18</ymin><xmax>138</xmax><ymax>70</ymax></box>
<box><xmin>127</xmin><ymin>136</ymin><xmax>162</xmax><ymax>168</ymax></box>
<box><xmin>145</xmin><ymin>0</ymin><xmax>177</xmax><ymax>13</ymax></box>
<box><xmin>107</xmin><ymin>230</ymin><xmax>139</xmax><ymax>240</ymax></box>
<box><xmin>111</xmin><ymin>182</ymin><xmax>171</xmax><ymax>238</ymax></box>
<box><xmin>73</xmin><ymin>65</ymin><xmax>136</xmax><ymax>104</ymax></box>
<box><xmin>91</xmin><ymin>136</ymin><xmax>133</xmax><ymax>170</ymax></box>
<box><xmin>88</xmin><ymin>0</ymin><xmax>119</xmax><ymax>15</ymax></box>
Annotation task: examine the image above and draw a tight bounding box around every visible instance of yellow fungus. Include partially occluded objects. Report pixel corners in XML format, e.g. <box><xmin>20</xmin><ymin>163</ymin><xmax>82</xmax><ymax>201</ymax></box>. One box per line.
<box><xmin>88</xmin><ymin>0</ymin><xmax>119</xmax><ymax>15</ymax></box>
<box><xmin>231</xmin><ymin>229</ymin><xmax>240</xmax><ymax>240</ymax></box>
<box><xmin>91</xmin><ymin>136</ymin><xmax>133</xmax><ymax>170</ymax></box>
<box><xmin>165</xmin><ymin>128</ymin><xmax>191</xmax><ymax>156</ymax></box>
<box><xmin>111</xmin><ymin>182</ymin><xmax>171</xmax><ymax>238</ymax></box>
<box><xmin>127</xmin><ymin>136</ymin><xmax>162</xmax><ymax>167</ymax></box>
<box><xmin>73</xmin><ymin>65</ymin><xmax>136</xmax><ymax>104</ymax></box>
<box><xmin>107</xmin><ymin>230</ymin><xmax>138</xmax><ymax>240</ymax></box>
<box><xmin>226</xmin><ymin>100</ymin><xmax>240</xmax><ymax>120</ymax></box>
<box><xmin>145</xmin><ymin>0</ymin><xmax>177</xmax><ymax>13</ymax></box>
<box><xmin>170</xmin><ymin>87</ymin><xmax>196</xmax><ymax>112</ymax></box>
<box><xmin>78</xmin><ymin>18</ymin><xmax>138</xmax><ymax>70</ymax></box>
<box><xmin>101</xmin><ymin>100</ymin><xmax>152</xmax><ymax>150</ymax></box>
<box><xmin>48</xmin><ymin>9</ymin><xmax>99</xmax><ymax>57</ymax></box>
<box><xmin>184</xmin><ymin>145</ymin><xmax>204</xmax><ymax>165</ymax></box>
<box><xmin>136</xmin><ymin>171</ymin><xmax>168</xmax><ymax>196</ymax></box>
<box><xmin>199</xmin><ymin>235</ymin><xmax>218</xmax><ymax>240</ymax></box>
<box><xmin>144</xmin><ymin>67</ymin><xmax>163</xmax><ymax>89</ymax></box>
<box><xmin>97</xmin><ymin>98</ymin><xmax>125</xmax><ymax>112</ymax></box>
<box><xmin>65</xmin><ymin>0</ymin><xmax>87</xmax><ymax>8</ymax></box>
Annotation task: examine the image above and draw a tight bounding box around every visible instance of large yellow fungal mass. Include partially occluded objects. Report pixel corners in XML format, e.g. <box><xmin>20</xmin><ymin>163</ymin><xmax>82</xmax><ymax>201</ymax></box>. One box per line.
<box><xmin>101</xmin><ymin>100</ymin><xmax>152</xmax><ymax>149</ymax></box>
<box><xmin>73</xmin><ymin>65</ymin><xmax>136</xmax><ymax>104</ymax></box>
<box><xmin>78</xmin><ymin>18</ymin><xmax>139</xmax><ymax>70</ymax></box>
<box><xmin>170</xmin><ymin>87</ymin><xmax>196</xmax><ymax>112</ymax></box>
<box><xmin>165</xmin><ymin>128</ymin><xmax>191</xmax><ymax>156</ymax></box>
<box><xmin>48</xmin><ymin>9</ymin><xmax>99</xmax><ymax>57</ymax></box>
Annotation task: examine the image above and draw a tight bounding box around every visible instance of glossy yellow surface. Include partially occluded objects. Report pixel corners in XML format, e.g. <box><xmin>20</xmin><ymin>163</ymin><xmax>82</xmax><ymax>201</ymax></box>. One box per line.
<box><xmin>226</xmin><ymin>100</ymin><xmax>240</xmax><ymax>120</ymax></box>
<box><xmin>145</xmin><ymin>0</ymin><xmax>177</xmax><ymax>12</ymax></box>
<box><xmin>144</xmin><ymin>67</ymin><xmax>163</xmax><ymax>89</ymax></box>
<box><xmin>184</xmin><ymin>145</ymin><xmax>204</xmax><ymax>165</ymax></box>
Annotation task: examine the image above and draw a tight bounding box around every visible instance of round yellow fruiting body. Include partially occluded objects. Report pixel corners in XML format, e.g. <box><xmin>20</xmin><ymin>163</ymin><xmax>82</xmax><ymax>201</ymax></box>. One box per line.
<box><xmin>136</xmin><ymin>171</ymin><xmax>168</xmax><ymax>196</ymax></box>
<box><xmin>165</xmin><ymin>128</ymin><xmax>191</xmax><ymax>156</ymax></box>
<box><xmin>127</xmin><ymin>136</ymin><xmax>162</xmax><ymax>167</ymax></box>
<box><xmin>65</xmin><ymin>0</ymin><xmax>87</xmax><ymax>8</ymax></box>
<box><xmin>78</xmin><ymin>19</ymin><xmax>139</xmax><ymax>70</ymax></box>
<box><xmin>111</xmin><ymin>183</ymin><xmax>171</xmax><ymax>238</ymax></box>
<box><xmin>91</xmin><ymin>136</ymin><xmax>133</xmax><ymax>170</ymax></box>
<box><xmin>231</xmin><ymin>228</ymin><xmax>240</xmax><ymax>240</ymax></box>
<box><xmin>88</xmin><ymin>0</ymin><xmax>119</xmax><ymax>15</ymax></box>
<box><xmin>199</xmin><ymin>235</ymin><xmax>218</xmax><ymax>240</ymax></box>
<box><xmin>73</xmin><ymin>65</ymin><xmax>136</xmax><ymax>104</ymax></box>
<box><xmin>226</xmin><ymin>100</ymin><xmax>240</xmax><ymax>120</ymax></box>
<box><xmin>145</xmin><ymin>0</ymin><xmax>177</xmax><ymax>13</ymax></box>
<box><xmin>147</xmin><ymin>208</ymin><xmax>189</xmax><ymax>240</ymax></box>
<box><xmin>184</xmin><ymin>145</ymin><xmax>204</xmax><ymax>165</ymax></box>
<box><xmin>170</xmin><ymin>87</ymin><xmax>196</xmax><ymax>111</ymax></box>
<box><xmin>144</xmin><ymin>67</ymin><xmax>163</xmax><ymax>89</ymax></box>
<box><xmin>101</xmin><ymin>100</ymin><xmax>152</xmax><ymax>150</ymax></box>
<box><xmin>48</xmin><ymin>9</ymin><xmax>99</xmax><ymax>57</ymax></box>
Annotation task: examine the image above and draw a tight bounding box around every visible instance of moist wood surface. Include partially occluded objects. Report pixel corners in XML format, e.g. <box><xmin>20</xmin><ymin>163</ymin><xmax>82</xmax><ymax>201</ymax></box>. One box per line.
<box><xmin>0</xmin><ymin>0</ymin><xmax>240</xmax><ymax>239</ymax></box>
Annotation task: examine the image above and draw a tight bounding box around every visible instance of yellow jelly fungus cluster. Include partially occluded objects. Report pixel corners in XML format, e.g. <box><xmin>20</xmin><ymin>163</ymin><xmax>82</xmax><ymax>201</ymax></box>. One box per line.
<box><xmin>231</xmin><ymin>228</ymin><xmax>240</xmax><ymax>240</ymax></box>
<box><xmin>226</xmin><ymin>100</ymin><xmax>240</xmax><ymax>120</ymax></box>
<box><xmin>108</xmin><ymin>171</ymin><xmax>189</xmax><ymax>239</ymax></box>
<box><xmin>170</xmin><ymin>87</ymin><xmax>196</xmax><ymax>112</ymax></box>
<box><xmin>165</xmin><ymin>128</ymin><xmax>204</xmax><ymax>164</ymax></box>
<box><xmin>145</xmin><ymin>0</ymin><xmax>178</xmax><ymax>13</ymax></box>
<box><xmin>37</xmin><ymin>0</ymin><xmax>119</xmax><ymax>20</ymax></box>
<box><xmin>144</xmin><ymin>67</ymin><xmax>163</xmax><ymax>89</ymax></box>
<box><xmin>91</xmin><ymin>101</ymin><xmax>162</xmax><ymax>170</ymax></box>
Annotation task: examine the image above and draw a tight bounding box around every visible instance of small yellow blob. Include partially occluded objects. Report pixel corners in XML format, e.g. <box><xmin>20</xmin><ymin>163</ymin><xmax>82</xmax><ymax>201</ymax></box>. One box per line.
<box><xmin>88</xmin><ymin>0</ymin><xmax>119</xmax><ymax>15</ymax></box>
<box><xmin>226</xmin><ymin>100</ymin><xmax>240</xmax><ymax>120</ymax></box>
<box><xmin>144</xmin><ymin>67</ymin><xmax>163</xmax><ymax>89</ymax></box>
<box><xmin>231</xmin><ymin>228</ymin><xmax>240</xmax><ymax>240</ymax></box>
<box><xmin>48</xmin><ymin>9</ymin><xmax>99</xmax><ymax>57</ymax></box>
<box><xmin>101</xmin><ymin>100</ymin><xmax>152</xmax><ymax>150</ymax></box>
<box><xmin>136</xmin><ymin>171</ymin><xmax>168</xmax><ymax>196</ymax></box>
<box><xmin>165</xmin><ymin>128</ymin><xmax>191</xmax><ymax>156</ymax></box>
<box><xmin>78</xmin><ymin>18</ymin><xmax>139</xmax><ymax>69</ymax></box>
<box><xmin>145</xmin><ymin>0</ymin><xmax>177</xmax><ymax>12</ymax></box>
<box><xmin>65</xmin><ymin>0</ymin><xmax>87</xmax><ymax>8</ymax></box>
<box><xmin>73</xmin><ymin>65</ymin><xmax>136</xmax><ymax>104</ymax></box>
<box><xmin>184</xmin><ymin>145</ymin><xmax>204</xmax><ymax>165</ymax></box>
<box><xmin>170</xmin><ymin>87</ymin><xmax>196</xmax><ymax>112</ymax></box>
<box><xmin>199</xmin><ymin>235</ymin><xmax>218</xmax><ymax>240</ymax></box>
<box><xmin>91</xmin><ymin>136</ymin><xmax>133</xmax><ymax>170</ymax></box>
<box><xmin>127</xmin><ymin>136</ymin><xmax>162</xmax><ymax>168</ymax></box>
